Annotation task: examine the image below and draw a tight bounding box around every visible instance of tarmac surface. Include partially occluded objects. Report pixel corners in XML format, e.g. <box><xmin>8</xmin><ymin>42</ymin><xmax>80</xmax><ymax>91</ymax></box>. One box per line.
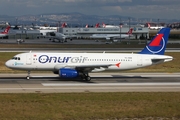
<box><xmin>0</xmin><ymin>38</ymin><xmax>179</xmax><ymax>53</ymax></box>
<box><xmin>0</xmin><ymin>73</ymin><xmax>179</xmax><ymax>93</ymax></box>
<box><xmin>1</xmin><ymin>38</ymin><xmax>104</xmax><ymax>44</ymax></box>
<box><xmin>1</xmin><ymin>38</ymin><xmax>180</xmax><ymax>45</ymax></box>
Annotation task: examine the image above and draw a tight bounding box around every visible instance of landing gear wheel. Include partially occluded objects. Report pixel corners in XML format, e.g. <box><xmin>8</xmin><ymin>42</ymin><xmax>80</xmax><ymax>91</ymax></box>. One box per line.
<box><xmin>81</xmin><ymin>72</ymin><xmax>91</xmax><ymax>81</ymax></box>
<box><xmin>27</xmin><ymin>71</ymin><xmax>31</xmax><ymax>80</ymax></box>
<box><xmin>85</xmin><ymin>76</ymin><xmax>91</xmax><ymax>81</ymax></box>
<box><xmin>26</xmin><ymin>76</ymin><xmax>30</xmax><ymax>80</ymax></box>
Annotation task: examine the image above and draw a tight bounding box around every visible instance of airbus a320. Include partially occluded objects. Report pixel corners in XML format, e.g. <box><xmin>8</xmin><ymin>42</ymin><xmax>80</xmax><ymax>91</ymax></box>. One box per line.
<box><xmin>5</xmin><ymin>28</ymin><xmax>173</xmax><ymax>81</ymax></box>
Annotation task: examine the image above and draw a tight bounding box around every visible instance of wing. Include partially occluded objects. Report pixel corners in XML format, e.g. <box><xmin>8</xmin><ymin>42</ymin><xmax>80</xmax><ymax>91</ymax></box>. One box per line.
<box><xmin>54</xmin><ymin>64</ymin><xmax>112</xmax><ymax>72</ymax></box>
<box><xmin>74</xmin><ymin>64</ymin><xmax>111</xmax><ymax>72</ymax></box>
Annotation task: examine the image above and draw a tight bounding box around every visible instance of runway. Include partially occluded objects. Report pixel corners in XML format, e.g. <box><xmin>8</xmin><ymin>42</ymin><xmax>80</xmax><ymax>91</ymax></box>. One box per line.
<box><xmin>0</xmin><ymin>73</ymin><xmax>179</xmax><ymax>93</ymax></box>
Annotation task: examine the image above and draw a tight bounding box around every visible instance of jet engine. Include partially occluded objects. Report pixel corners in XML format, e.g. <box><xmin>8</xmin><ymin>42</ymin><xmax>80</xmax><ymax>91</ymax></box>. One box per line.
<box><xmin>59</xmin><ymin>68</ymin><xmax>79</xmax><ymax>78</ymax></box>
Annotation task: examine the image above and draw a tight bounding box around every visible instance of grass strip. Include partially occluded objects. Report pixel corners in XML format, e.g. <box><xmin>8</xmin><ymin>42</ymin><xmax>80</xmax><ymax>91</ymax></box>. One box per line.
<box><xmin>0</xmin><ymin>93</ymin><xmax>180</xmax><ymax>119</ymax></box>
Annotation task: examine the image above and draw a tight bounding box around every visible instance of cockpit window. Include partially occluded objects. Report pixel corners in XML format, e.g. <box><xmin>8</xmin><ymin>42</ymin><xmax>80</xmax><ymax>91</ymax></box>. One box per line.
<box><xmin>11</xmin><ymin>57</ymin><xmax>20</xmax><ymax>60</ymax></box>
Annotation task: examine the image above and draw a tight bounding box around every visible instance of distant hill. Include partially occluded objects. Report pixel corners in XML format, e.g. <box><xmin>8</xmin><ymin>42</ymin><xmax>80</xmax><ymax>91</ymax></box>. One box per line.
<box><xmin>0</xmin><ymin>12</ymin><xmax>179</xmax><ymax>26</ymax></box>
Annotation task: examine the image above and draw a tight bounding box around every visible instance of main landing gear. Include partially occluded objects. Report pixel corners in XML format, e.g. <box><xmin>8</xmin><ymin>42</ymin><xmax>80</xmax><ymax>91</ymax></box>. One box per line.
<box><xmin>81</xmin><ymin>73</ymin><xmax>91</xmax><ymax>81</ymax></box>
<box><xmin>26</xmin><ymin>71</ymin><xmax>31</xmax><ymax>80</ymax></box>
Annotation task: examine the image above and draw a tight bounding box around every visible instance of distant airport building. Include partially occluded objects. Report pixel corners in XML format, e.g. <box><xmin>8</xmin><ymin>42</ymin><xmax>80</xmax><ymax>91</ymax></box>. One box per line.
<box><xmin>6</xmin><ymin>25</ymin><xmax>149</xmax><ymax>40</ymax></box>
<box><xmin>59</xmin><ymin>25</ymin><xmax>149</xmax><ymax>40</ymax></box>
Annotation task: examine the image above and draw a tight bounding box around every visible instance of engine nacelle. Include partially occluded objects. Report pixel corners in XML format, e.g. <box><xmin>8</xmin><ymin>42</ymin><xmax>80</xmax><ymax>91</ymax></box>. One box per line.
<box><xmin>59</xmin><ymin>68</ymin><xmax>79</xmax><ymax>78</ymax></box>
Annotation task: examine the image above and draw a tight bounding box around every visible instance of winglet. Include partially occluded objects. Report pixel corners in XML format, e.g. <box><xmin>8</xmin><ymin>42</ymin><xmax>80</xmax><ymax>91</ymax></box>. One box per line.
<box><xmin>139</xmin><ymin>28</ymin><xmax>170</xmax><ymax>55</ymax></box>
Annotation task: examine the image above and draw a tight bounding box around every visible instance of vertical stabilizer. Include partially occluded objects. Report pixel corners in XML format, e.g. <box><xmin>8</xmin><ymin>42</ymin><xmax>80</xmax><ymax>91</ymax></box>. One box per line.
<box><xmin>139</xmin><ymin>28</ymin><xmax>170</xmax><ymax>55</ymax></box>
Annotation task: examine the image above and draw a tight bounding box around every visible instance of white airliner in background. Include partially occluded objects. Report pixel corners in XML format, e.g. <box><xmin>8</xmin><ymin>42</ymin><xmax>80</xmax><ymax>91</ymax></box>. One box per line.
<box><xmin>148</xmin><ymin>23</ymin><xmax>164</xmax><ymax>30</ymax></box>
<box><xmin>5</xmin><ymin>28</ymin><xmax>172</xmax><ymax>81</ymax></box>
<box><xmin>102</xmin><ymin>23</ymin><xmax>120</xmax><ymax>28</ymax></box>
<box><xmin>0</xmin><ymin>26</ymin><xmax>11</xmax><ymax>37</ymax></box>
<box><xmin>48</xmin><ymin>32</ymin><xmax>73</xmax><ymax>43</ymax></box>
<box><xmin>90</xmin><ymin>28</ymin><xmax>133</xmax><ymax>40</ymax></box>
<box><xmin>38</xmin><ymin>29</ymin><xmax>57</xmax><ymax>38</ymax></box>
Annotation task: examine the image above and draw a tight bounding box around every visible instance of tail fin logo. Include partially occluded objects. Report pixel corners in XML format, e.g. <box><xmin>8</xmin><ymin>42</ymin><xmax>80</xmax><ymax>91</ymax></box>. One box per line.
<box><xmin>85</xmin><ymin>24</ymin><xmax>88</xmax><ymax>28</ymax></box>
<box><xmin>127</xmin><ymin>28</ymin><xmax>133</xmax><ymax>35</ymax></box>
<box><xmin>102</xmin><ymin>23</ymin><xmax>106</xmax><ymax>28</ymax></box>
<box><xmin>146</xmin><ymin>33</ymin><xmax>165</xmax><ymax>54</ymax></box>
<box><xmin>2</xmin><ymin>26</ymin><xmax>10</xmax><ymax>34</ymax></box>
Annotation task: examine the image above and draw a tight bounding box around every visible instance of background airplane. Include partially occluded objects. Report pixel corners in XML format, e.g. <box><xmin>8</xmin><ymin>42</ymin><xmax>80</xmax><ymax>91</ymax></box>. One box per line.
<box><xmin>37</xmin><ymin>29</ymin><xmax>57</xmax><ymax>38</ymax></box>
<box><xmin>0</xmin><ymin>26</ymin><xmax>11</xmax><ymax>37</ymax></box>
<box><xmin>148</xmin><ymin>23</ymin><xmax>164</xmax><ymax>30</ymax></box>
<box><xmin>48</xmin><ymin>32</ymin><xmax>71</xmax><ymax>43</ymax></box>
<box><xmin>38</xmin><ymin>22</ymin><xmax>72</xmax><ymax>42</ymax></box>
<box><xmin>5</xmin><ymin>28</ymin><xmax>172</xmax><ymax>81</ymax></box>
<box><xmin>90</xmin><ymin>28</ymin><xmax>133</xmax><ymax>40</ymax></box>
<box><xmin>102</xmin><ymin>23</ymin><xmax>120</xmax><ymax>28</ymax></box>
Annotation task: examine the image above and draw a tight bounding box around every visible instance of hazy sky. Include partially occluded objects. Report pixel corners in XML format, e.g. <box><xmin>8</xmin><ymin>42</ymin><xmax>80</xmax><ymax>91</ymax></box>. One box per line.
<box><xmin>0</xmin><ymin>0</ymin><xmax>180</xmax><ymax>19</ymax></box>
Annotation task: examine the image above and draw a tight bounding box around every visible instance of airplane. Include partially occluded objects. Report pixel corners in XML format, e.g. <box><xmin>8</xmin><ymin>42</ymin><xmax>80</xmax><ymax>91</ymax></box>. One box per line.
<box><xmin>43</xmin><ymin>22</ymin><xmax>73</xmax><ymax>42</ymax></box>
<box><xmin>148</xmin><ymin>23</ymin><xmax>164</xmax><ymax>30</ymax></box>
<box><xmin>0</xmin><ymin>26</ymin><xmax>11</xmax><ymax>37</ymax></box>
<box><xmin>48</xmin><ymin>32</ymin><xmax>71</xmax><ymax>43</ymax></box>
<box><xmin>102</xmin><ymin>23</ymin><xmax>120</xmax><ymax>28</ymax></box>
<box><xmin>90</xmin><ymin>28</ymin><xmax>133</xmax><ymax>40</ymax></box>
<box><xmin>37</xmin><ymin>29</ymin><xmax>57</xmax><ymax>38</ymax></box>
<box><xmin>5</xmin><ymin>28</ymin><xmax>173</xmax><ymax>81</ymax></box>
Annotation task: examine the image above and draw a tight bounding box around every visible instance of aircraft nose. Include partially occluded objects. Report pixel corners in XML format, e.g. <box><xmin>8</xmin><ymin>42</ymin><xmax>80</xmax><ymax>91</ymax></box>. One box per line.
<box><xmin>5</xmin><ymin>60</ymin><xmax>12</xmax><ymax>68</ymax></box>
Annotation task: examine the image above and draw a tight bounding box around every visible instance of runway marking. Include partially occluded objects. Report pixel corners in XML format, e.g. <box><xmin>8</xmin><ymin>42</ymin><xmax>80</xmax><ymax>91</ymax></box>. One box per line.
<box><xmin>42</xmin><ymin>82</ymin><xmax>180</xmax><ymax>87</ymax></box>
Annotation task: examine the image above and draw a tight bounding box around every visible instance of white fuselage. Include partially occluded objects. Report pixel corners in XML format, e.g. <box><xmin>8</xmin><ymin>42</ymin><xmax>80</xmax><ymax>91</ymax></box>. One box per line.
<box><xmin>149</xmin><ymin>26</ymin><xmax>164</xmax><ymax>30</ymax></box>
<box><xmin>90</xmin><ymin>34</ymin><xmax>131</xmax><ymax>40</ymax></box>
<box><xmin>5</xmin><ymin>52</ymin><xmax>173</xmax><ymax>72</ymax></box>
<box><xmin>0</xmin><ymin>33</ymin><xmax>8</xmax><ymax>37</ymax></box>
<box><xmin>39</xmin><ymin>29</ymin><xmax>57</xmax><ymax>36</ymax></box>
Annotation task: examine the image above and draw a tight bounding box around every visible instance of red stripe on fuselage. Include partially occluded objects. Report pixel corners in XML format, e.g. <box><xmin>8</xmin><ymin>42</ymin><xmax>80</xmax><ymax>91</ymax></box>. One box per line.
<box><xmin>149</xmin><ymin>34</ymin><xmax>164</xmax><ymax>46</ymax></box>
